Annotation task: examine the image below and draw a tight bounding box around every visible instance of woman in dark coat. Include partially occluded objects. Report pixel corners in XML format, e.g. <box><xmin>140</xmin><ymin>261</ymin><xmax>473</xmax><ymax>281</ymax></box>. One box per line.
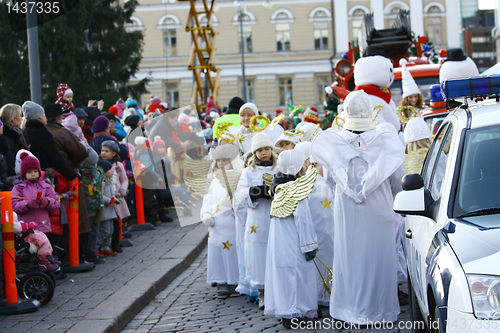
<box><xmin>0</xmin><ymin>103</ymin><xmax>30</xmax><ymax>176</ymax></box>
<box><xmin>0</xmin><ymin>120</ymin><xmax>9</xmax><ymax>190</ymax></box>
<box><xmin>21</xmin><ymin>101</ymin><xmax>79</xmax><ymax>181</ymax></box>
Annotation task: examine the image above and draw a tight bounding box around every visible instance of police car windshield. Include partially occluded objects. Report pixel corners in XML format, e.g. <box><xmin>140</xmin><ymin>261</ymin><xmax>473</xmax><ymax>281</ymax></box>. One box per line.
<box><xmin>453</xmin><ymin>125</ymin><xmax>500</xmax><ymax>224</ymax></box>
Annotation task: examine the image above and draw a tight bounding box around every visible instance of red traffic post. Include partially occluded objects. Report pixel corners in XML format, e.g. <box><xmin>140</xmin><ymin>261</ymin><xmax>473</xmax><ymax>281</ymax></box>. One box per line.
<box><xmin>62</xmin><ymin>180</ymin><xmax>94</xmax><ymax>273</ymax></box>
<box><xmin>0</xmin><ymin>191</ymin><xmax>40</xmax><ymax>315</ymax></box>
<box><xmin>118</xmin><ymin>218</ymin><xmax>133</xmax><ymax>247</ymax></box>
<box><xmin>128</xmin><ymin>160</ymin><xmax>154</xmax><ymax>232</ymax></box>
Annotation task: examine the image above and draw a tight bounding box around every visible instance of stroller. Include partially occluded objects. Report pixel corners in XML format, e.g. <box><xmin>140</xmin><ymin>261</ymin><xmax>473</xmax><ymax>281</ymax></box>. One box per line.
<box><xmin>14</xmin><ymin>230</ymin><xmax>57</xmax><ymax>306</ymax></box>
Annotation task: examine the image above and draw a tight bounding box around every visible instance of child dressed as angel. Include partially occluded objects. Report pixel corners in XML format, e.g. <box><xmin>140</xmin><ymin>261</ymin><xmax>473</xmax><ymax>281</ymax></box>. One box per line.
<box><xmin>264</xmin><ymin>149</ymin><xmax>319</xmax><ymax>329</ymax></box>
<box><xmin>200</xmin><ymin>144</ymin><xmax>242</xmax><ymax>299</ymax></box>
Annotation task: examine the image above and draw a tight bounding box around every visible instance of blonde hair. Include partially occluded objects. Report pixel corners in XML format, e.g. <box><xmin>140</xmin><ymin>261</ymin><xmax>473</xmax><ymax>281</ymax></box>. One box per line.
<box><xmin>247</xmin><ymin>151</ymin><xmax>277</xmax><ymax>170</ymax></box>
<box><xmin>239</xmin><ymin>108</ymin><xmax>257</xmax><ymax>127</ymax></box>
<box><xmin>407</xmin><ymin>138</ymin><xmax>431</xmax><ymax>153</ymax></box>
<box><xmin>401</xmin><ymin>94</ymin><xmax>424</xmax><ymax>109</ymax></box>
<box><xmin>0</xmin><ymin>103</ymin><xmax>22</xmax><ymax>125</ymax></box>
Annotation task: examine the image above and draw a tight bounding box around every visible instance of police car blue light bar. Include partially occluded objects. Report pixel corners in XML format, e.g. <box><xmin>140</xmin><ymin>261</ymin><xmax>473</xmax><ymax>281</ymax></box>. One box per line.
<box><xmin>430</xmin><ymin>84</ymin><xmax>444</xmax><ymax>102</ymax></box>
<box><xmin>441</xmin><ymin>74</ymin><xmax>500</xmax><ymax>99</ymax></box>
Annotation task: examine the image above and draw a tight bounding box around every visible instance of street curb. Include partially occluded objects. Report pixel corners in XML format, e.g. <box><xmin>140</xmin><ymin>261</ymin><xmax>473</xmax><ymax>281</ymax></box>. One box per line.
<box><xmin>68</xmin><ymin>223</ymin><xmax>208</xmax><ymax>333</ymax></box>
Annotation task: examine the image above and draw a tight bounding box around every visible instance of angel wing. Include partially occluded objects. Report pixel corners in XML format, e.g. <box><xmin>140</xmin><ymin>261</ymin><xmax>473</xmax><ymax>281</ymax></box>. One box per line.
<box><xmin>262</xmin><ymin>173</ymin><xmax>274</xmax><ymax>188</ymax></box>
<box><xmin>185</xmin><ymin>176</ymin><xmax>212</xmax><ymax>196</ymax></box>
<box><xmin>184</xmin><ymin>157</ymin><xmax>213</xmax><ymax>177</ymax></box>
<box><xmin>214</xmin><ymin>169</ymin><xmax>241</xmax><ymax>195</ymax></box>
<box><xmin>270</xmin><ymin>166</ymin><xmax>318</xmax><ymax>218</ymax></box>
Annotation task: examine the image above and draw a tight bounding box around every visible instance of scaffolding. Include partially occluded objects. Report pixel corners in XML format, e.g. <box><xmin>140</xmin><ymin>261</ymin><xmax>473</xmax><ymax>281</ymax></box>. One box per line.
<box><xmin>180</xmin><ymin>0</ymin><xmax>221</xmax><ymax>113</ymax></box>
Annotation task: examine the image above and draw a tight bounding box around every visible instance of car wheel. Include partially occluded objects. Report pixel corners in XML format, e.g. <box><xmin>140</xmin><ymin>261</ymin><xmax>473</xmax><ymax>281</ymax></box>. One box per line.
<box><xmin>408</xmin><ymin>274</ymin><xmax>427</xmax><ymax>333</ymax></box>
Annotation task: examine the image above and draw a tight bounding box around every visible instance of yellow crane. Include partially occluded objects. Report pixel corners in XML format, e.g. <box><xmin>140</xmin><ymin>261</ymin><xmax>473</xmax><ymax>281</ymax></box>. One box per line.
<box><xmin>179</xmin><ymin>0</ymin><xmax>221</xmax><ymax>113</ymax></box>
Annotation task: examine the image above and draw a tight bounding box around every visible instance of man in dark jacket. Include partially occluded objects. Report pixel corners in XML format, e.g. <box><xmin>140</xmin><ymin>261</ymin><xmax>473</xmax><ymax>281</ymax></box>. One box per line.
<box><xmin>45</xmin><ymin>104</ymin><xmax>89</xmax><ymax>170</ymax></box>
<box><xmin>44</xmin><ymin>103</ymin><xmax>92</xmax><ymax>261</ymax></box>
<box><xmin>22</xmin><ymin>101</ymin><xmax>79</xmax><ymax>181</ymax></box>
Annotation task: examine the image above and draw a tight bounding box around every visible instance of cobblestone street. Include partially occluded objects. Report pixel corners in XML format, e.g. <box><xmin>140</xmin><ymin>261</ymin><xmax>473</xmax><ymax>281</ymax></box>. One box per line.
<box><xmin>124</xmin><ymin>248</ymin><xmax>413</xmax><ymax>333</ymax></box>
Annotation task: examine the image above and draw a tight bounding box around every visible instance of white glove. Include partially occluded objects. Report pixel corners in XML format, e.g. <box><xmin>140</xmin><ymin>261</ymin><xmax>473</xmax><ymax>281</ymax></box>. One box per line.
<box><xmin>220</xmin><ymin>196</ymin><xmax>232</xmax><ymax>208</ymax></box>
<box><xmin>202</xmin><ymin>213</ymin><xmax>214</xmax><ymax>227</ymax></box>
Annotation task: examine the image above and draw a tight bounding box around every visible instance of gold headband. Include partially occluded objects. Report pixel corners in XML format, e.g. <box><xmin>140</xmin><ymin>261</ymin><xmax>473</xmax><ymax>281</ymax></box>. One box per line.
<box><xmin>249</xmin><ymin>115</ymin><xmax>270</xmax><ymax>132</ymax></box>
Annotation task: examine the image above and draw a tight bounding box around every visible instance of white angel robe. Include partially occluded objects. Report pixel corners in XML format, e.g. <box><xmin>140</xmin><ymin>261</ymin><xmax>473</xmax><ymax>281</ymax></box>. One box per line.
<box><xmin>264</xmin><ymin>199</ymin><xmax>319</xmax><ymax>319</ymax></box>
<box><xmin>234</xmin><ymin>164</ymin><xmax>276</xmax><ymax>291</ymax></box>
<box><xmin>200</xmin><ymin>176</ymin><xmax>239</xmax><ymax>285</ymax></box>
<box><xmin>309</xmin><ymin>175</ymin><xmax>335</xmax><ymax>306</ymax></box>
<box><xmin>234</xmin><ymin>193</ymin><xmax>254</xmax><ymax>295</ymax></box>
<box><xmin>311</xmin><ymin>123</ymin><xmax>406</xmax><ymax>324</ymax></box>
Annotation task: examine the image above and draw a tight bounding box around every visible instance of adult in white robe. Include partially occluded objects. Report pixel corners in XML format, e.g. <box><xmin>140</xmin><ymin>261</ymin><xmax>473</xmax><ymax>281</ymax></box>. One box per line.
<box><xmin>311</xmin><ymin>90</ymin><xmax>405</xmax><ymax>324</ymax></box>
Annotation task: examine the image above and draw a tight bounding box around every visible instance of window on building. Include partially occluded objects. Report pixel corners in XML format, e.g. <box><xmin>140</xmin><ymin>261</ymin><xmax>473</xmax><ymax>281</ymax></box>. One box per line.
<box><xmin>273</xmin><ymin>11</ymin><xmax>292</xmax><ymax>52</ymax></box>
<box><xmin>165</xmin><ymin>82</ymin><xmax>179</xmax><ymax>108</ymax></box>
<box><xmin>245</xmin><ymin>79</ymin><xmax>256</xmax><ymax>104</ymax></box>
<box><xmin>425</xmin><ymin>6</ymin><xmax>444</xmax><ymax>48</ymax></box>
<box><xmin>316</xmin><ymin>76</ymin><xmax>330</xmax><ymax>106</ymax></box>
<box><xmin>311</xmin><ymin>10</ymin><xmax>329</xmax><ymax>50</ymax></box>
<box><xmin>163</xmin><ymin>29</ymin><xmax>177</xmax><ymax>56</ymax></box>
<box><xmin>350</xmin><ymin>9</ymin><xmax>366</xmax><ymax>43</ymax></box>
<box><xmin>276</xmin><ymin>23</ymin><xmax>291</xmax><ymax>51</ymax></box>
<box><xmin>314</xmin><ymin>22</ymin><xmax>329</xmax><ymax>50</ymax></box>
<box><xmin>279</xmin><ymin>78</ymin><xmax>293</xmax><ymax>106</ymax></box>
<box><xmin>238</xmin><ymin>16</ymin><xmax>253</xmax><ymax>53</ymax></box>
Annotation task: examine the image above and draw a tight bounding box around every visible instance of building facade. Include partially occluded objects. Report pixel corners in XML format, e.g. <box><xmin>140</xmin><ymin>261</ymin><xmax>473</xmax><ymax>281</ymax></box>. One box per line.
<box><xmin>130</xmin><ymin>0</ymin><xmax>453</xmax><ymax>114</ymax></box>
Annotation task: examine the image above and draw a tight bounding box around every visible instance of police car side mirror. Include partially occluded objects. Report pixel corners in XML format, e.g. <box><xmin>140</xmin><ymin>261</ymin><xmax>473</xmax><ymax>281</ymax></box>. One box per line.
<box><xmin>393</xmin><ymin>174</ymin><xmax>434</xmax><ymax>219</ymax></box>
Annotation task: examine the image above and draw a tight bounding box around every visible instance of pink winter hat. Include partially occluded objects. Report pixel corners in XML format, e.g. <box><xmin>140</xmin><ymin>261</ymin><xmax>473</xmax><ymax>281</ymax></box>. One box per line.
<box><xmin>150</xmin><ymin>95</ymin><xmax>161</xmax><ymax>105</ymax></box>
<box><xmin>178</xmin><ymin>113</ymin><xmax>190</xmax><ymax>125</ymax></box>
<box><xmin>20</xmin><ymin>152</ymin><xmax>41</xmax><ymax>178</ymax></box>
<box><xmin>153</xmin><ymin>136</ymin><xmax>166</xmax><ymax>151</ymax></box>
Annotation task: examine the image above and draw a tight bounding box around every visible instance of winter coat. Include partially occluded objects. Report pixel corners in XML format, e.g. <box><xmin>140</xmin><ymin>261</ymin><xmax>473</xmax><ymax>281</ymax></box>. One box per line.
<box><xmin>52</xmin><ymin>171</ymin><xmax>70</xmax><ymax>235</ymax></box>
<box><xmin>148</xmin><ymin>116</ymin><xmax>184</xmax><ymax>152</ymax></box>
<box><xmin>3</xmin><ymin>124</ymin><xmax>29</xmax><ymax>177</ymax></box>
<box><xmin>23</xmin><ymin>120</ymin><xmax>78</xmax><ymax>181</ymax></box>
<box><xmin>112</xmin><ymin>161</ymin><xmax>130</xmax><ymax>219</ymax></box>
<box><xmin>46</xmin><ymin>122</ymin><xmax>89</xmax><ymax>169</ymax></box>
<box><xmin>112</xmin><ymin>121</ymin><xmax>126</xmax><ymax>140</ymax></box>
<box><xmin>0</xmin><ymin>135</ymin><xmax>9</xmax><ymax>191</ymax></box>
<box><xmin>89</xmin><ymin>131</ymin><xmax>118</xmax><ymax>156</ymax></box>
<box><xmin>12</xmin><ymin>178</ymin><xmax>60</xmax><ymax>234</ymax></box>
<box><xmin>102</xmin><ymin>177</ymin><xmax>118</xmax><ymax>221</ymax></box>
<box><xmin>61</xmin><ymin>112</ymin><xmax>90</xmax><ymax>148</ymax></box>
<box><xmin>80</xmin><ymin>162</ymin><xmax>104</xmax><ymax>213</ymax></box>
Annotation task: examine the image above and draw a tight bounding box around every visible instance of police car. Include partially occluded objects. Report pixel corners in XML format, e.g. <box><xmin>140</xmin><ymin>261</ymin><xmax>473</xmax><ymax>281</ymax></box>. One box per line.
<box><xmin>394</xmin><ymin>75</ymin><xmax>500</xmax><ymax>332</ymax></box>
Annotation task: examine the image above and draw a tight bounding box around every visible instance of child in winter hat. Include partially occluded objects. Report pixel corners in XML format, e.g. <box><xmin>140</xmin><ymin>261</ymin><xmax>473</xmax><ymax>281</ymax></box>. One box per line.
<box><xmin>274</xmin><ymin>132</ymin><xmax>301</xmax><ymax>151</ymax></box>
<box><xmin>55</xmin><ymin>83</ymin><xmax>75</xmax><ymax>113</ymax></box>
<box><xmin>55</xmin><ymin>83</ymin><xmax>90</xmax><ymax>147</ymax></box>
<box><xmin>399</xmin><ymin>59</ymin><xmax>425</xmax><ymax>111</ymax></box>
<box><xmin>11</xmin><ymin>153</ymin><xmax>60</xmax><ymax>235</ymax></box>
<box><xmin>200</xmin><ymin>144</ymin><xmax>240</xmax><ymax>298</ymax></box>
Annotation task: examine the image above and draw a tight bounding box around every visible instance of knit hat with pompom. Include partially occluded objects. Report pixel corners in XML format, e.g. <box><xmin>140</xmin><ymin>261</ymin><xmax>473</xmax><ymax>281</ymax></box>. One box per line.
<box><xmin>20</xmin><ymin>152</ymin><xmax>41</xmax><ymax>178</ymax></box>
